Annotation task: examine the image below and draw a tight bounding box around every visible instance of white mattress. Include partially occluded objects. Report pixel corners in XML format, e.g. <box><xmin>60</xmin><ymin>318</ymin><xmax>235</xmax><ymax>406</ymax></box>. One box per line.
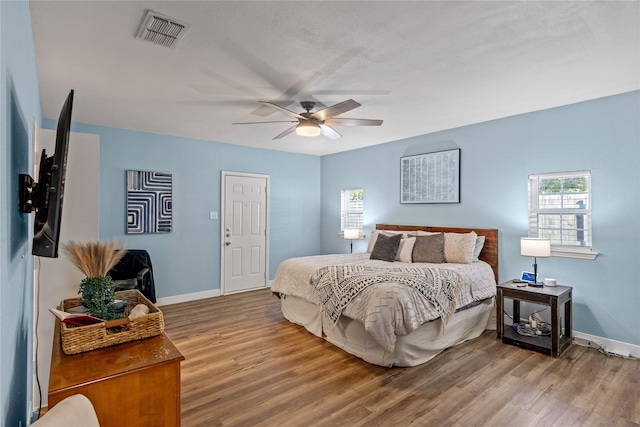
<box><xmin>273</xmin><ymin>252</ymin><xmax>497</xmax><ymax>366</ymax></box>
<box><xmin>281</xmin><ymin>295</ymin><xmax>495</xmax><ymax>367</ymax></box>
<box><xmin>272</xmin><ymin>253</ymin><xmax>496</xmax><ymax>351</ymax></box>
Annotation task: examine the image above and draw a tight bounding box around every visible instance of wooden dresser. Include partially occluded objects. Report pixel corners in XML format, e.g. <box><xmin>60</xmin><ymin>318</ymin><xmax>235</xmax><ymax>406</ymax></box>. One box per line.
<box><xmin>48</xmin><ymin>323</ymin><xmax>185</xmax><ymax>426</ymax></box>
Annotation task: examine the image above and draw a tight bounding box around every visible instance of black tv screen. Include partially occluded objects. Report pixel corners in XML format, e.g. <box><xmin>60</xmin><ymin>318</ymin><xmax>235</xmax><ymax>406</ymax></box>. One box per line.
<box><xmin>32</xmin><ymin>90</ymin><xmax>74</xmax><ymax>258</ymax></box>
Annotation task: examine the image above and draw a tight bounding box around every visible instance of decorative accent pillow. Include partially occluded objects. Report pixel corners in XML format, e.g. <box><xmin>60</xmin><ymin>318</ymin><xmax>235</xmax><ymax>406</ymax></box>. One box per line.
<box><xmin>370</xmin><ymin>233</ymin><xmax>402</xmax><ymax>262</ymax></box>
<box><xmin>366</xmin><ymin>230</ymin><xmax>405</xmax><ymax>253</ymax></box>
<box><xmin>473</xmin><ymin>235</ymin><xmax>485</xmax><ymax>262</ymax></box>
<box><xmin>395</xmin><ymin>237</ymin><xmax>416</xmax><ymax>263</ymax></box>
<box><xmin>444</xmin><ymin>231</ymin><xmax>477</xmax><ymax>264</ymax></box>
<box><xmin>412</xmin><ymin>233</ymin><xmax>445</xmax><ymax>263</ymax></box>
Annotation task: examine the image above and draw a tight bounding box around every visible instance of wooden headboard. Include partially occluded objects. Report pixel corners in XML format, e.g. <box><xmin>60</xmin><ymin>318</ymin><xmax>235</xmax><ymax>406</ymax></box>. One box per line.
<box><xmin>376</xmin><ymin>224</ymin><xmax>499</xmax><ymax>282</ymax></box>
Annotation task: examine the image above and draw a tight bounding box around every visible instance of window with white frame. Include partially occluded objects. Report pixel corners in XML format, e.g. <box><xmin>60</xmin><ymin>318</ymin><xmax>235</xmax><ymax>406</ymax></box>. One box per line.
<box><xmin>341</xmin><ymin>188</ymin><xmax>363</xmax><ymax>233</ymax></box>
<box><xmin>528</xmin><ymin>170</ymin><xmax>596</xmax><ymax>259</ymax></box>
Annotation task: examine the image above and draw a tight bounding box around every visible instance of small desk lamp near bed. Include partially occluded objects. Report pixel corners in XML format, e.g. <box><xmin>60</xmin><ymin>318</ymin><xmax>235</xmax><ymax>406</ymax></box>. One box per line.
<box><xmin>343</xmin><ymin>228</ymin><xmax>360</xmax><ymax>253</ymax></box>
<box><xmin>520</xmin><ymin>237</ymin><xmax>551</xmax><ymax>286</ymax></box>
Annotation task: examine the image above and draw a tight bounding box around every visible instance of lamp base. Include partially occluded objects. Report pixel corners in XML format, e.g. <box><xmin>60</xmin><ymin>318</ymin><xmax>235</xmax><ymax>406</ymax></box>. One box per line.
<box><xmin>528</xmin><ymin>282</ymin><xmax>544</xmax><ymax>288</ymax></box>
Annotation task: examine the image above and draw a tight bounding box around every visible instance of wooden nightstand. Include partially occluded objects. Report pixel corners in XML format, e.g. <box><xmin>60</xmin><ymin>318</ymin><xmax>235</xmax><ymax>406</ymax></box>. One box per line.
<box><xmin>496</xmin><ymin>280</ymin><xmax>572</xmax><ymax>357</ymax></box>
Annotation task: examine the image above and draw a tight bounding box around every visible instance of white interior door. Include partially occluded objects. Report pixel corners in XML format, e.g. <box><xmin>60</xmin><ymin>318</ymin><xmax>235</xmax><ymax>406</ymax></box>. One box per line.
<box><xmin>222</xmin><ymin>172</ymin><xmax>269</xmax><ymax>294</ymax></box>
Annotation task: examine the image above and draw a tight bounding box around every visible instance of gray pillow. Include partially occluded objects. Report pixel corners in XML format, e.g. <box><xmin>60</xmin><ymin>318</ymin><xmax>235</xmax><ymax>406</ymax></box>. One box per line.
<box><xmin>412</xmin><ymin>233</ymin><xmax>445</xmax><ymax>263</ymax></box>
<box><xmin>370</xmin><ymin>233</ymin><xmax>402</xmax><ymax>262</ymax></box>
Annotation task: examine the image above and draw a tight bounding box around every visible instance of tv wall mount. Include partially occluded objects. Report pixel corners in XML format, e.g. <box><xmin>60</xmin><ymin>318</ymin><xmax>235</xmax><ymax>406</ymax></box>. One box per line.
<box><xmin>19</xmin><ymin>174</ymin><xmax>38</xmax><ymax>213</ymax></box>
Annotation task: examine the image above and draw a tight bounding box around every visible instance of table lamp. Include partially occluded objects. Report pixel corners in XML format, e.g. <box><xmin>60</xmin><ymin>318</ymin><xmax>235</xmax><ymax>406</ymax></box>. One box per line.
<box><xmin>520</xmin><ymin>237</ymin><xmax>551</xmax><ymax>285</ymax></box>
<box><xmin>343</xmin><ymin>228</ymin><xmax>360</xmax><ymax>253</ymax></box>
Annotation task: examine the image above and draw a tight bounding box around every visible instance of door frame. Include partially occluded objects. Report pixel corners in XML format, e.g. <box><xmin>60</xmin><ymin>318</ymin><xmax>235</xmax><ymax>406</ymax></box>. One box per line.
<box><xmin>220</xmin><ymin>171</ymin><xmax>270</xmax><ymax>295</ymax></box>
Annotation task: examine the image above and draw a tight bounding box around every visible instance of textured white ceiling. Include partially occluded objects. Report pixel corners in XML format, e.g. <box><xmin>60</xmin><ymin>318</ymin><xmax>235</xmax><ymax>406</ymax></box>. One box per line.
<box><xmin>30</xmin><ymin>1</ymin><xmax>639</xmax><ymax>156</ymax></box>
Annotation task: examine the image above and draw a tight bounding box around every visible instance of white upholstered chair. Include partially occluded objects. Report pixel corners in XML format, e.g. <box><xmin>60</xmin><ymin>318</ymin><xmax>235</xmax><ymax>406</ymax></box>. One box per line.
<box><xmin>32</xmin><ymin>394</ymin><xmax>99</xmax><ymax>427</ymax></box>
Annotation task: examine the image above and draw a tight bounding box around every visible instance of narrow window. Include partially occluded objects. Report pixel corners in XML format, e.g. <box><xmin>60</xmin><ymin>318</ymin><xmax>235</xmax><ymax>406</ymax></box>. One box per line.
<box><xmin>341</xmin><ymin>188</ymin><xmax>363</xmax><ymax>233</ymax></box>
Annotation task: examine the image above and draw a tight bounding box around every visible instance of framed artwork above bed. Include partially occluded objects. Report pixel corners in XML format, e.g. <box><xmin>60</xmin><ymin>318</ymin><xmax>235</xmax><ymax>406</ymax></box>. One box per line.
<box><xmin>400</xmin><ymin>149</ymin><xmax>460</xmax><ymax>204</ymax></box>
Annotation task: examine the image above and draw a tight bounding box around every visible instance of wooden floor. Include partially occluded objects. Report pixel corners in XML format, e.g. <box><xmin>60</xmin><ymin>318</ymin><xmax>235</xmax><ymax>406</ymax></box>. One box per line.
<box><xmin>161</xmin><ymin>289</ymin><xmax>639</xmax><ymax>427</ymax></box>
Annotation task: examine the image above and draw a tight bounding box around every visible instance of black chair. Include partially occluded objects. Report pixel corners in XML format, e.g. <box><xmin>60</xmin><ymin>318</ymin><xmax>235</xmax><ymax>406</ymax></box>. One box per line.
<box><xmin>108</xmin><ymin>249</ymin><xmax>156</xmax><ymax>303</ymax></box>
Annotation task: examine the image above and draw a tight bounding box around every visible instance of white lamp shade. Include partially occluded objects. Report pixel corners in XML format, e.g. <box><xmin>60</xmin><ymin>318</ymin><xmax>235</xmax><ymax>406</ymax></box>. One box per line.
<box><xmin>520</xmin><ymin>238</ymin><xmax>551</xmax><ymax>257</ymax></box>
<box><xmin>343</xmin><ymin>228</ymin><xmax>360</xmax><ymax>239</ymax></box>
<box><xmin>296</xmin><ymin>122</ymin><xmax>321</xmax><ymax>137</ymax></box>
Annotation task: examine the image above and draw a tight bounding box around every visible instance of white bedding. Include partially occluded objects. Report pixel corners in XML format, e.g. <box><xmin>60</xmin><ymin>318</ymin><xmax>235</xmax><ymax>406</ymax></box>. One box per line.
<box><xmin>271</xmin><ymin>253</ymin><xmax>496</xmax><ymax>352</ymax></box>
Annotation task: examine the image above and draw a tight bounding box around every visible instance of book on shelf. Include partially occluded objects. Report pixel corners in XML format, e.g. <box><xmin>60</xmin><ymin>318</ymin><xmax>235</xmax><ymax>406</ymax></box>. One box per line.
<box><xmin>49</xmin><ymin>308</ymin><xmax>104</xmax><ymax>326</ymax></box>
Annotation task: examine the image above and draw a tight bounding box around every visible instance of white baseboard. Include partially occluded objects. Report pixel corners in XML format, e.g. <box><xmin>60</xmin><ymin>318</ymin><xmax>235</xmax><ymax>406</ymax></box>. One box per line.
<box><xmin>155</xmin><ymin>289</ymin><xmax>221</xmax><ymax>306</ymax></box>
<box><xmin>573</xmin><ymin>331</ymin><xmax>640</xmax><ymax>359</ymax></box>
<box><xmin>155</xmin><ymin>282</ymin><xmax>272</xmax><ymax>306</ymax></box>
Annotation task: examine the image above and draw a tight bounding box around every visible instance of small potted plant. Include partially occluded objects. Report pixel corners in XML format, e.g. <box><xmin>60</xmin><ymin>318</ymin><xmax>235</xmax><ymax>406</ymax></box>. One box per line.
<box><xmin>63</xmin><ymin>240</ymin><xmax>127</xmax><ymax>320</ymax></box>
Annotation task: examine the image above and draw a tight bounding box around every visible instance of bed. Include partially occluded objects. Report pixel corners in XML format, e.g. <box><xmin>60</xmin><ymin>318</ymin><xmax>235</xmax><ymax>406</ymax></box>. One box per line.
<box><xmin>271</xmin><ymin>224</ymin><xmax>499</xmax><ymax>367</ymax></box>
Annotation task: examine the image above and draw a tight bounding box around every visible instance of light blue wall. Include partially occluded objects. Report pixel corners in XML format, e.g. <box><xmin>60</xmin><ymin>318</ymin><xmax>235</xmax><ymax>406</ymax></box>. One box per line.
<box><xmin>321</xmin><ymin>90</ymin><xmax>640</xmax><ymax>347</ymax></box>
<box><xmin>7</xmin><ymin>7</ymin><xmax>637</xmax><ymax>416</ymax></box>
<box><xmin>40</xmin><ymin>122</ymin><xmax>322</xmax><ymax>299</ymax></box>
<box><xmin>3</xmin><ymin>1</ymin><xmax>635</xmax><ymax>422</ymax></box>
<box><xmin>0</xmin><ymin>0</ymin><xmax>42</xmax><ymax>424</ymax></box>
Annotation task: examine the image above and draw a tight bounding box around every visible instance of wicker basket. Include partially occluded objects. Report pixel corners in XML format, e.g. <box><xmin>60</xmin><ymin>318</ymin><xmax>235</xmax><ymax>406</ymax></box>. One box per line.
<box><xmin>59</xmin><ymin>289</ymin><xmax>164</xmax><ymax>355</ymax></box>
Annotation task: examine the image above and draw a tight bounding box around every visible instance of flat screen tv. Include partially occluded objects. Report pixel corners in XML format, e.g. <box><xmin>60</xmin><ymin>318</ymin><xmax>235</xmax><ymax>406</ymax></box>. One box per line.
<box><xmin>19</xmin><ymin>90</ymin><xmax>74</xmax><ymax>258</ymax></box>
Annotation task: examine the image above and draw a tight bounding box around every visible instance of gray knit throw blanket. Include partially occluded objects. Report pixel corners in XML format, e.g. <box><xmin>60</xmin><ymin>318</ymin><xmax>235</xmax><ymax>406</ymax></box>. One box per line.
<box><xmin>311</xmin><ymin>265</ymin><xmax>462</xmax><ymax>324</ymax></box>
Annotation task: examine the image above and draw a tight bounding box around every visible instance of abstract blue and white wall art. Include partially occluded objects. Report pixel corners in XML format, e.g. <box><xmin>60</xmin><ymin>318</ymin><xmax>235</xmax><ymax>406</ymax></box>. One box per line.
<box><xmin>127</xmin><ymin>170</ymin><xmax>172</xmax><ymax>234</ymax></box>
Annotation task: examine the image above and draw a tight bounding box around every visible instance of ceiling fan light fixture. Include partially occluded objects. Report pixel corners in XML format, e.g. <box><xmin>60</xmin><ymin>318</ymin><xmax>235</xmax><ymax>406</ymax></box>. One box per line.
<box><xmin>236</xmin><ymin>99</ymin><xmax>381</xmax><ymax>140</ymax></box>
<box><xmin>296</xmin><ymin>121</ymin><xmax>321</xmax><ymax>137</ymax></box>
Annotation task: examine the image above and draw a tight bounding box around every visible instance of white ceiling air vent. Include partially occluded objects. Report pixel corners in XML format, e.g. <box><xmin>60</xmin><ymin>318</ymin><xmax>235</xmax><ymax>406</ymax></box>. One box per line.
<box><xmin>136</xmin><ymin>10</ymin><xmax>191</xmax><ymax>49</ymax></box>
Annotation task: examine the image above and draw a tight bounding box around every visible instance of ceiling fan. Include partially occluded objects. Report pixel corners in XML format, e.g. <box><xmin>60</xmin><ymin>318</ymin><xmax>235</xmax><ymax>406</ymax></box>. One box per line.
<box><xmin>233</xmin><ymin>99</ymin><xmax>383</xmax><ymax>140</ymax></box>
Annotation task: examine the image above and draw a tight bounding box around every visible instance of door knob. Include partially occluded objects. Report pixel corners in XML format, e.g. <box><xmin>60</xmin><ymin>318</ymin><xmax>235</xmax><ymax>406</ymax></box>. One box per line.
<box><xmin>226</xmin><ymin>233</ymin><xmax>230</xmax><ymax>237</ymax></box>
<box><xmin>225</xmin><ymin>242</ymin><xmax>231</xmax><ymax>246</ymax></box>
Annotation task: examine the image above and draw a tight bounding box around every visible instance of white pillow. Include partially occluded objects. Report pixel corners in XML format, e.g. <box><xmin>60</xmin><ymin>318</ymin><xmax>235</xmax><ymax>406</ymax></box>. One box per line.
<box><xmin>444</xmin><ymin>231</ymin><xmax>477</xmax><ymax>264</ymax></box>
<box><xmin>367</xmin><ymin>230</ymin><xmax>405</xmax><ymax>253</ymax></box>
<box><xmin>395</xmin><ymin>237</ymin><xmax>416</xmax><ymax>262</ymax></box>
<box><xmin>473</xmin><ymin>235</ymin><xmax>486</xmax><ymax>262</ymax></box>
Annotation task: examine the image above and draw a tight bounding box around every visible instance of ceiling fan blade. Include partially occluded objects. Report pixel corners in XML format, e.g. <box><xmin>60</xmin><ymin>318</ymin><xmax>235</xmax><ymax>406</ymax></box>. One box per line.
<box><xmin>324</xmin><ymin>118</ymin><xmax>383</xmax><ymax>127</ymax></box>
<box><xmin>273</xmin><ymin>125</ymin><xmax>298</xmax><ymax>140</ymax></box>
<box><xmin>320</xmin><ymin>125</ymin><xmax>341</xmax><ymax>140</ymax></box>
<box><xmin>233</xmin><ymin>120</ymin><xmax>297</xmax><ymax>125</ymax></box>
<box><xmin>250</xmin><ymin>101</ymin><xmax>296</xmax><ymax>118</ymax></box>
<box><xmin>259</xmin><ymin>101</ymin><xmax>306</xmax><ymax>120</ymax></box>
<box><xmin>220</xmin><ymin>40</ymin><xmax>324</xmax><ymax>117</ymax></box>
<box><xmin>311</xmin><ymin>99</ymin><xmax>361</xmax><ymax>121</ymax></box>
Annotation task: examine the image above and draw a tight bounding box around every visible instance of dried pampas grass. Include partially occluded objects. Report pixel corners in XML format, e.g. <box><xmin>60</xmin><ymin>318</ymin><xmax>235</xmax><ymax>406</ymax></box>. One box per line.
<box><xmin>63</xmin><ymin>240</ymin><xmax>128</xmax><ymax>277</ymax></box>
